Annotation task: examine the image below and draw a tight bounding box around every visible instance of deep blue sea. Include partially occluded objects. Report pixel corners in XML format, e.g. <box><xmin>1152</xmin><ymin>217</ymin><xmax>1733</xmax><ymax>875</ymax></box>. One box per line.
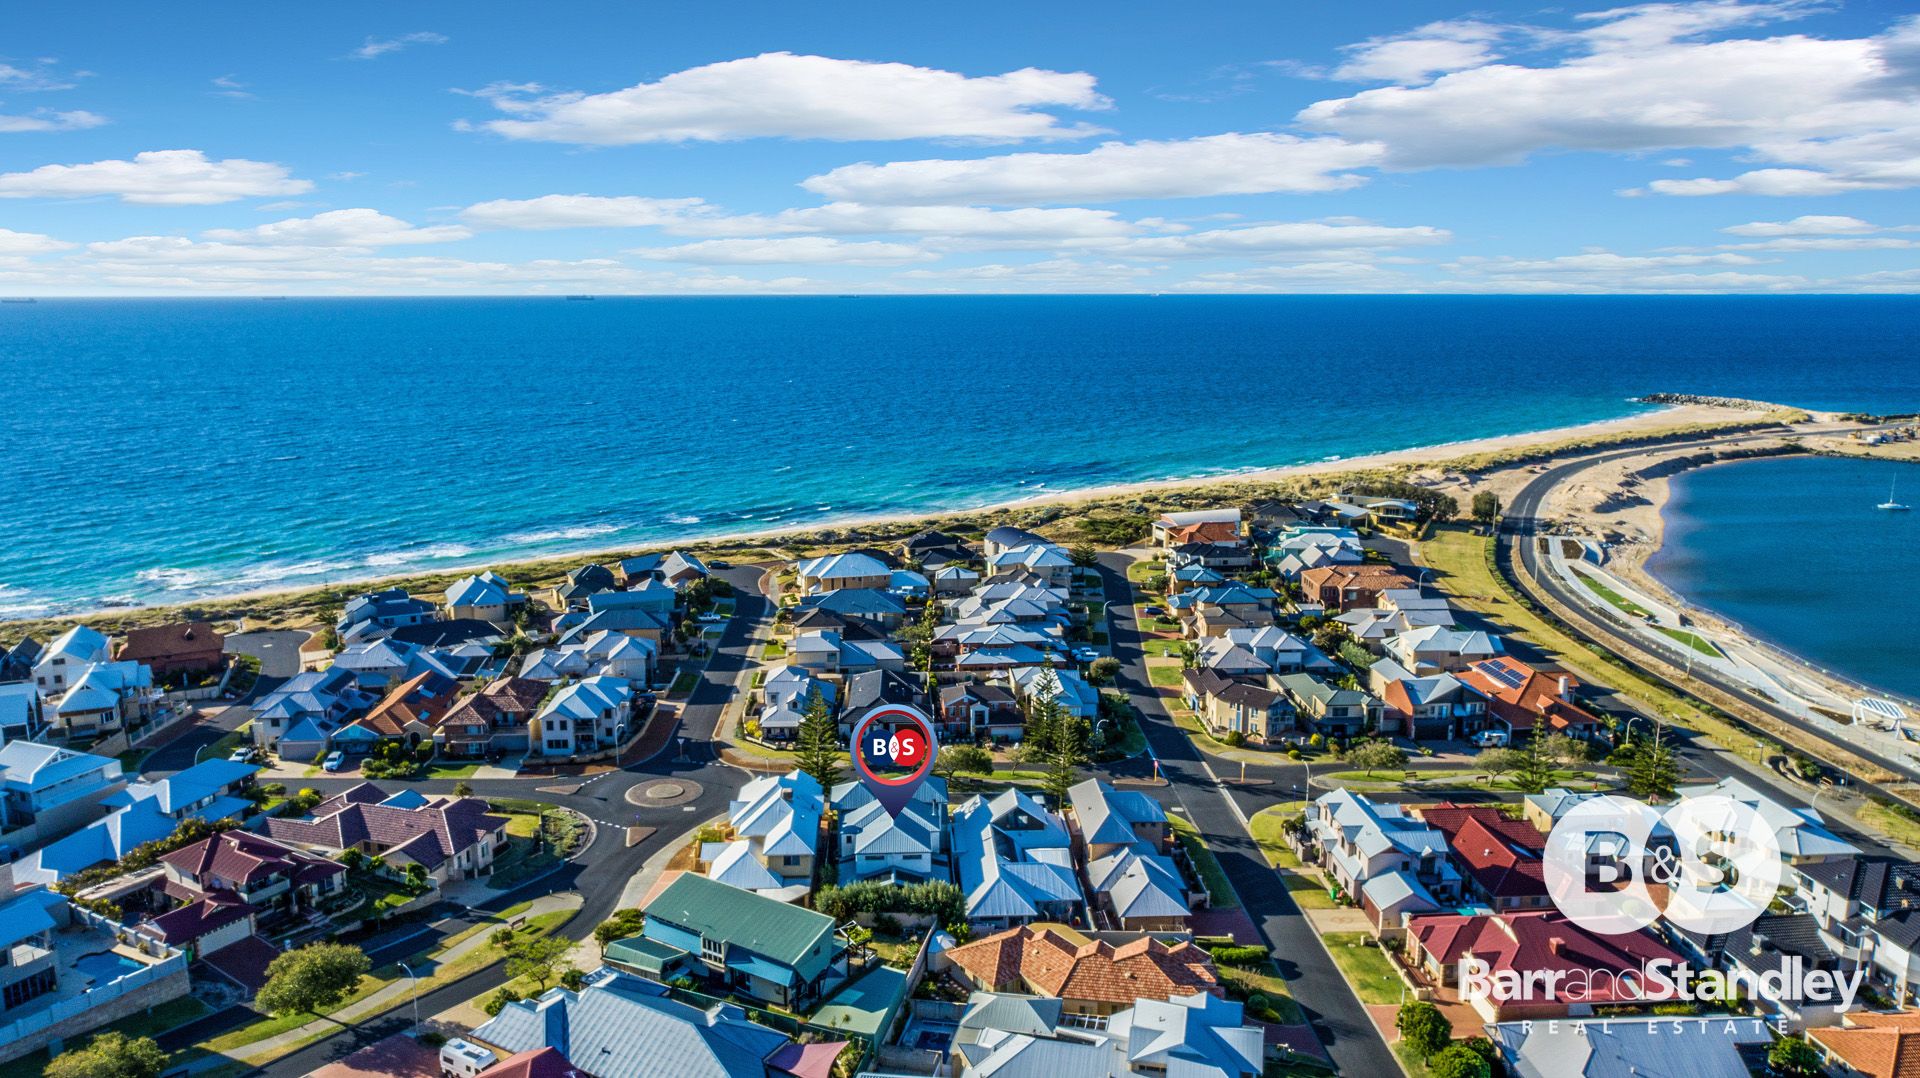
<box><xmin>3</xmin><ymin>295</ymin><xmax>1918</xmax><ymax>618</ymax></box>
<box><xmin>1646</xmin><ymin>454</ymin><xmax>1920</xmax><ymax>703</ymax></box>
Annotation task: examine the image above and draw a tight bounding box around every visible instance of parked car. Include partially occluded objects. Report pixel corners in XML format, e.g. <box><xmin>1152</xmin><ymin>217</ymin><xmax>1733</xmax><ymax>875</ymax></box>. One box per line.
<box><xmin>1071</xmin><ymin>646</ymin><xmax>1100</xmax><ymax>663</ymax></box>
<box><xmin>695</xmin><ymin>612</ymin><xmax>725</xmax><ymax>623</ymax></box>
<box><xmin>1474</xmin><ymin>730</ymin><xmax>1509</xmax><ymax>748</ymax></box>
<box><xmin>227</xmin><ymin>747</ymin><xmax>254</xmax><ymax>763</ymax></box>
<box><xmin>323</xmin><ymin>750</ymin><xmax>346</xmax><ymax>772</ymax></box>
<box><xmin>709</xmin><ymin>560</ymin><xmax>732</xmax><ymax>569</ymax></box>
<box><xmin>1142</xmin><ymin>605</ymin><xmax>1165</xmax><ymax>617</ymax></box>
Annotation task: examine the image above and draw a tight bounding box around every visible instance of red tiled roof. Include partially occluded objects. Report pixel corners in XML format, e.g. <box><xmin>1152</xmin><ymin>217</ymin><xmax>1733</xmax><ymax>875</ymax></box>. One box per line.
<box><xmin>1458</xmin><ymin>657</ymin><xmax>1602</xmax><ymax>733</ymax></box>
<box><xmin>117</xmin><ymin>621</ymin><xmax>225</xmax><ymax>663</ymax></box>
<box><xmin>1809</xmin><ymin>1012</ymin><xmax>1920</xmax><ymax>1078</ymax></box>
<box><xmin>443</xmin><ymin>676</ymin><xmax>547</xmax><ymax>731</ymax></box>
<box><xmin>351</xmin><ymin>672</ymin><xmax>455</xmax><ymax>738</ymax></box>
<box><xmin>1407</xmin><ymin>910</ymin><xmax>1679</xmax><ymax>1003</ymax></box>
<box><xmin>476</xmin><ymin>1047</ymin><xmax>591</xmax><ymax>1078</ymax></box>
<box><xmin>1417</xmin><ymin>804</ymin><xmax>1548</xmax><ymax>900</ymax></box>
<box><xmin>944</xmin><ymin>924</ymin><xmax>1220</xmax><ymax>1006</ymax></box>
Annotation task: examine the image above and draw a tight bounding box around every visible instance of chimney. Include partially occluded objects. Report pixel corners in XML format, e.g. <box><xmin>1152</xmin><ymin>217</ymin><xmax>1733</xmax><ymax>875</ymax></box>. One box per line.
<box><xmin>1548</xmin><ymin>937</ymin><xmax>1565</xmax><ymax>955</ymax></box>
<box><xmin>1556</xmin><ymin>676</ymin><xmax>1570</xmax><ymax>700</ymax></box>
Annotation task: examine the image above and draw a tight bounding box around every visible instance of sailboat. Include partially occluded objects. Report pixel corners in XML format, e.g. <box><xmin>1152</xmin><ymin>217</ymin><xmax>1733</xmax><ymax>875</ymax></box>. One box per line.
<box><xmin>1879</xmin><ymin>475</ymin><xmax>1911</xmax><ymax>512</ymax></box>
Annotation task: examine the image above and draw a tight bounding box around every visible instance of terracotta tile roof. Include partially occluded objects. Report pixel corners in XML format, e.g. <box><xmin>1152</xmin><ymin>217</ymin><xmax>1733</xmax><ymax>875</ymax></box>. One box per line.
<box><xmin>476</xmin><ymin>1047</ymin><xmax>592</xmax><ymax>1078</ymax></box>
<box><xmin>1169</xmin><ymin>521</ymin><xmax>1240</xmax><ymax>545</ymax></box>
<box><xmin>1417</xmin><ymin>804</ymin><xmax>1547</xmax><ymax>900</ymax></box>
<box><xmin>1809</xmin><ymin>1012</ymin><xmax>1920</xmax><ymax>1078</ymax></box>
<box><xmin>944</xmin><ymin>924</ymin><xmax>1219</xmax><ymax>1006</ymax></box>
<box><xmin>264</xmin><ymin>785</ymin><xmax>507</xmax><ymax>871</ymax></box>
<box><xmin>1408</xmin><ymin>910</ymin><xmax>1679</xmax><ymax>1003</ymax></box>
<box><xmin>1457</xmin><ymin>657</ymin><xmax>1602</xmax><ymax>733</ymax></box>
<box><xmin>161</xmin><ymin>830</ymin><xmax>345</xmax><ymax>890</ymax></box>
<box><xmin>351</xmin><ymin>672</ymin><xmax>456</xmax><ymax>738</ymax></box>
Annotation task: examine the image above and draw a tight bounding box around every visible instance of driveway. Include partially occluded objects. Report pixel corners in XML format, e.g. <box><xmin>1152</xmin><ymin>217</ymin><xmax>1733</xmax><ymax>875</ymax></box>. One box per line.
<box><xmin>227</xmin><ymin>629</ymin><xmax>309</xmax><ymax>679</ymax></box>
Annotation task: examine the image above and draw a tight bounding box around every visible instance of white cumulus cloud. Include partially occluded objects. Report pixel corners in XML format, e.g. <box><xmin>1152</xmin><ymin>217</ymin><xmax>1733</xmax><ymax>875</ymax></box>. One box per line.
<box><xmin>203</xmin><ymin>208</ymin><xmax>472</xmax><ymax>247</ymax></box>
<box><xmin>463</xmin><ymin>52</ymin><xmax>1108</xmax><ymax>144</ymax></box>
<box><xmin>0</xmin><ymin>150</ymin><xmax>311</xmax><ymax>205</ymax></box>
<box><xmin>0</xmin><ymin>228</ymin><xmax>71</xmax><ymax>257</ymax></box>
<box><xmin>460</xmin><ymin>194</ymin><xmax>716</xmax><ymax>230</ymax></box>
<box><xmin>628</xmin><ymin>236</ymin><xmax>931</xmax><ymax>265</ymax></box>
<box><xmin>801</xmin><ymin>133</ymin><xmax>1386</xmax><ymax>206</ymax></box>
<box><xmin>1721</xmin><ymin>214</ymin><xmax>1880</xmax><ymax>236</ymax></box>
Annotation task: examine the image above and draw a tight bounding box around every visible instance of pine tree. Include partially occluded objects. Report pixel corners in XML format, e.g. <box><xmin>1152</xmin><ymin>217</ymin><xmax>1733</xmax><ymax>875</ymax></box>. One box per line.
<box><xmin>1043</xmin><ymin>716</ymin><xmax>1090</xmax><ymax>806</ymax></box>
<box><xmin>1515</xmin><ymin>731</ymin><xmax>1557</xmax><ymax>794</ymax></box>
<box><xmin>906</xmin><ymin>597</ymin><xmax>941</xmax><ymax>672</ymax></box>
<box><xmin>1626</xmin><ymin>723</ymin><xmax>1680</xmax><ymax>801</ymax></box>
<box><xmin>1023</xmin><ymin>669</ymin><xmax>1066</xmax><ymax>757</ymax></box>
<box><xmin>794</xmin><ymin>689</ymin><xmax>844</xmax><ymax>792</ymax></box>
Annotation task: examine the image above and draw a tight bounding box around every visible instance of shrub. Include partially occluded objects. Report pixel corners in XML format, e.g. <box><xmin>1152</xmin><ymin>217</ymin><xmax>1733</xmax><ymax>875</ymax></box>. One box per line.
<box><xmin>482</xmin><ymin>987</ymin><xmax>522</xmax><ymax>1016</ymax></box>
<box><xmin>1208</xmin><ymin>944</ymin><xmax>1270</xmax><ymax>969</ymax></box>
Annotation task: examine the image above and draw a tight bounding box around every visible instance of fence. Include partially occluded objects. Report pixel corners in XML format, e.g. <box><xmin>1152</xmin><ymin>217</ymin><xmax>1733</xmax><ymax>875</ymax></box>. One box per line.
<box><xmin>0</xmin><ymin>908</ymin><xmax>188</xmax><ymax>1049</ymax></box>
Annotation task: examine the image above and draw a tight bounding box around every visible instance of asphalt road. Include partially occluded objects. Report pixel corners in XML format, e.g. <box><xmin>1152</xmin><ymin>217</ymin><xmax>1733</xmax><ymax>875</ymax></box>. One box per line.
<box><xmin>1498</xmin><ymin>432</ymin><xmax>1920</xmax><ymax>792</ymax></box>
<box><xmin>217</xmin><ymin>566</ymin><xmax>771</xmax><ymax>1077</ymax></box>
<box><xmin>1097</xmin><ymin>553</ymin><xmax>1401</xmax><ymax>1077</ymax></box>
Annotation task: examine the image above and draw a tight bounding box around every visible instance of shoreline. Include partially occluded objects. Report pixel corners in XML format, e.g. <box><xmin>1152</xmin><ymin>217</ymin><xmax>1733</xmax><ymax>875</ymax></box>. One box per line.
<box><xmin>0</xmin><ymin>400</ymin><xmax>1785</xmax><ymax>636</ymax></box>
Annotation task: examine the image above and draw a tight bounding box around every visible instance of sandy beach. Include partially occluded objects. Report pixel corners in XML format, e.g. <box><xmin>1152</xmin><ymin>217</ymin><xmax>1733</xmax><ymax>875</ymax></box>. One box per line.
<box><xmin>0</xmin><ymin>399</ymin><xmax>1786</xmax><ymax>636</ymax></box>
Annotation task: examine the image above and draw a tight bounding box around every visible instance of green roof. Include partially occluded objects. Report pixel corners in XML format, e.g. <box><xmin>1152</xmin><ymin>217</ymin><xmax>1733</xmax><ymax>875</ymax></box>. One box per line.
<box><xmin>810</xmin><ymin>966</ymin><xmax>909</xmax><ymax>1039</ymax></box>
<box><xmin>646</xmin><ymin>873</ymin><xmax>839</xmax><ymax>974</ymax></box>
<box><xmin>604</xmin><ymin>935</ymin><xmax>688</xmax><ymax>974</ymax></box>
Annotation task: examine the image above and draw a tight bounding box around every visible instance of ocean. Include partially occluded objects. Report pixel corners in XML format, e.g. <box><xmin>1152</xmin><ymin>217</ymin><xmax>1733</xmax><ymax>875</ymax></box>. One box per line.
<box><xmin>1646</xmin><ymin>454</ymin><xmax>1920</xmax><ymax>703</ymax></box>
<box><xmin>4</xmin><ymin>294</ymin><xmax>1919</xmax><ymax>617</ymax></box>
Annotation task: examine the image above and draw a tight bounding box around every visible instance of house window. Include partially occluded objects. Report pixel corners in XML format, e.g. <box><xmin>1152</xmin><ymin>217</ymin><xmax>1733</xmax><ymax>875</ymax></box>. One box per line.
<box><xmin>701</xmin><ymin>937</ymin><xmax>725</xmax><ymax>964</ymax></box>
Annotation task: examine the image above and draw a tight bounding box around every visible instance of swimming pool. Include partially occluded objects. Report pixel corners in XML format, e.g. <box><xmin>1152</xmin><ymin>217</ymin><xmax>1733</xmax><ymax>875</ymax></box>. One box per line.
<box><xmin>72</xmin><ymin>951</ymin><xmax>145</xmax><ymax>983</ymax></box>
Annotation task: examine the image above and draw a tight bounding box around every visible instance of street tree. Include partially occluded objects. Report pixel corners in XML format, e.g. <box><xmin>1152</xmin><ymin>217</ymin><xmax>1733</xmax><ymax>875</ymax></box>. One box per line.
<box><xmin>935</xmin><ymin>744</ymin><xmax>995</xmax><ymax>788</ymax></box>
<box><xmin>45</xmin><ymin>1033</ymin><xmax>169</xmax><ymax>1078</ymax></box>
<box><xmin>257</xmin><ymin>942</ymin><xmax>372</xmax><ymax>1017</ymax></box>
<box><xmin>1471</xmin><ymin>491</ymin><xmax>1501</xmax><ymax>526</ymax></box>
<box><xmin>1476</xmin><ymin>747</ymin><xmax>1527</xmax><ymax>784</ymax></box>
<box><xmin>1343</xmin><ymin>739</ymin><xmax>1408</xmax><ymax>777</ymax></box>
<box><xmin>793</xmin><ymin>689</ymin><xmax>844</xmax><ymax>792</ymax></box>
<box><xmin>503</xmin><ymin>933</ymin><xmax>574</xmax><ymax>992</ymax></box>
<box><xmin>1395</xmin><ymin>1000</ymin><xmax>1453</xmax><ymax>1060</ymax></box>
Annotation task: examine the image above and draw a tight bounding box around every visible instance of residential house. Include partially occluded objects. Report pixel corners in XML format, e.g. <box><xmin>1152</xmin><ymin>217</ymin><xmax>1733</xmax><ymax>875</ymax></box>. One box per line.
<box><xmin>933</xmin><ymin>565</ymin><xmax>983</xmax><ymax>596</ymax></box>
<box><xmin>446</xmin><ymin>571</ymin><xmax>527</xmax><ymax>624</ymax></box>
<box><xmin>1069</xmin><ymin>779</ymin><xmax>1188</xmax><ymax>930</ymax></box>
<box><xmin>264</xmin><ymin>782</ymin><xmax>508</xmax><ymax>883</ymax></box>
<box><xmin>1382</xmin><ymin>625</ymin><xmax>1504</xmax><ymax>674</ymax></box>
<box><xmin>1302</xmin><ymin>790</ymin><xmax>1458</xmax><ymax>925</ymax></box>
<box><xmin>520</xmin><ymin>630</ymin><xmax>657</xmax><ymax>686</ymax></box>
<box><xmin>793</xmin><ymin>552</ymin><xmax>891</xmax><ymax>595</ymax></box>
<box><xmin>1417</xmin><ymin>803</ymin><xmax>1551</xmax><ymax>912</ymax></box>
<box><xmin>1677</xmin><ymin>777</ymin><xmax>1858</xmax><ymax>865</ymax></box>
<box><xmin>901</xmin><ymin>529</ymin><xmax>976</xmax><ymax>570</ymax></box>
<box><xmin>131</xmin><ymin>890</ymin><xmax>259</xmax><ymax>964</ymax></box>
<box><xmin>158</xmin><ymin>829</ymin><xmax>347</xmax><ymax>923</ymax></box>
<box><xmin>832</xmin><ymin>776</ymin><xmax>948</xmax><ymax>885</ymax></box>
<box><xmin>836</xmin><ymin>669</ymin><xmax>925</xmax><ymax>732</ymax></box>
<box><xmin>1272</xmin><ymin>673</ymin><xmax>1382</xmax><ymax>739</ymax></box>
<box><xmin>1165</xmin><ymin>541</ymin><xmax>1255</xmax><ymax>573</ymax></box>
<box><xmin>618</xmin><ymin>550</ymin><xmax>710</xmax><ymax>590</ymax></box>
<box><xmin>1206</xmin><ymin>626</ymin><xmax>1331</xmax><ymax>675</ymax></box>
<box><xmin>337</xmin><ymin>588</ymin><xmax>437</xmax><ymax>643</ymax></box>
<box><xmin>949</xmin><ymin>990</ymin><xmax>1262</xmax><ymax>1078</ymax></box>
<box><xmin>51</xmin><ymin>660</ymin><xmax>155</xmax><ymax>739</ymax></box>
<box><xmin>1458</xmin><ymin>656</ymin><xmax>1608</xmax><ymax>742</ymax></box>
<box><xmin>1488</xmin><ymin>1016</ymin><xmax>1769</xmax><ymax>1078</ymax></box>
<box><xmin>544</xmin><ymin>564</ymin><xmax>618</xmax><ymax>610</ymax></box>
<box><xmin>436</xmin><ymin>676</ymin><xmax>548</xmax><ymax>758</ymax></box>
<box><xmin>1151</xmin><ymin>508</ymin><xmax>1243</xmax><ymax>548</ymax></box>
<box><xmin>1004</xmin><ymin>665</ymin><xmax>1098</xmax><ymax>721</ymax></box>
<box><xmin>985</xmin><ymin>542</ymin><xmax>1074</xmax><ymax>587</ymax></box>
<box><xmin>1167</xmin><ymin>563</ymin><xmax>1227</xmax><ymax>593</ymax></box>
<box><xmin>1370</xmin><ymin>659</ymin><xmax>1488</xmax><ymax>740</ymax></box>
<box><xmin>554</xmin><ymin>606</ymin><xmax>671</xmax><ymax>651</ymax></box>
<box><xmin>0</xmin><ymin>681</ymin><xmax>46</xmax><ymax>741</ymax></box>
<box><xmin>700</xmin><ymin>771</ymin><xmax>822</xmax><ymax>901</ymax></box>
<box><xmin>1809</xmin><ymin>1011</ymin><xmax>1920</xmax><ymax>1078</ymax></box>
<box><xmin>250</xmin><ymin>666</ymin><xmax>377</xmax><ymax>758</ymax></box>
<box><xmin>16</xmin><ymin>759</ymin><xmax>259</xmax><ymax>885</ymax></box>
<box><xmin>612</xmin><ymin>873</ymin><xmax>849</xmax><ymax>1010</ymax></box>
<box><xmin>938</xmin><ymin>925</ymin><xmax>1220</xmax><ymax>1017</ymax></box>
<box><xmin>1167</xmin><ymin>585</ymin><xmax>1279</xmax><ymax>636</ymax></box>
<box><xmin>982</xmin><ymin>527</ymin><xmax>1052</xmax><ymax>562</ymax></box>
<box><xmin>791</xmin><ymin>587</ymin><xmax>907</xmax><ymax>631</ymax></box>
<box><xmin>1182</xmin><ymin>669</ymin><xmax>1288</xmax><ymax>743</ymax></box>
<box><xmin>1669</xmin><ymin>912</ymin><xmax>1847</xmax><ymax>1030</ymax></box>
<box><xmin>1403</xmin><ymin>910</ymin><xmax>1681</xmax><ymax>1021</ymax></box>
<box><xmin>790</xmin><ymin>631</ymin><xmax>905</xmax><ymax>676</ymax></box>
<box><xmin>471</xmin><ymin>967</ymin><xmax>841</xmax><ymax>1078</ymax></box>
<box><xmin>953</xmin><ymin>788</ymin><xmax>1082</xmax><ymax>929</ymax></box>
<box><xmin>31</xmin><ymin>626</ymin><xmax>109</xmax><ymax>695</ymax></box>
<box><xmin>0</xmin><ymin>741</ymin><xmax>127</xmax><ymax>849</ymax></box>
<box><xmin>940</xmin><ymin>681</ymin><xmax>1024</xmax><ymax>742</ymax></box>
<box><xmin>757</xmin><ymin>667</ymin><xmax>835</xmax><ymax>743</ymax></box>
<box><xmin>328</xmin><ymin>637</ymin><xmax>423</xmax><ymax>689</ymax></box>
<box><xmin>332</xmin><ymin>670</ymin><xmax>458</xmax><ymax>754</ymax></box>
<box><xmin>1334</xmin><ymin>492</ymin><xmax>1420</xmax><ymax>522</ymax></box>
<box><xmin>117</xmin><ymin>621</ymin><xmax>226</xmax><ymax>678</ymax></box>
<box><xmin>1298</xmin><ymin>565</ymin><xmax>1418</xmax><ymax>613</ymax></box>
<box><xmin>530</xmin><ymin>676</ymin><xmax>634</xmax><ymax>757</ymax></box>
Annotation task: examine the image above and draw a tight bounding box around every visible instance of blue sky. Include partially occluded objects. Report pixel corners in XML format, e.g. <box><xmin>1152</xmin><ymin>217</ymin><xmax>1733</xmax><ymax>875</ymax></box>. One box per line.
<box><xmin>3</xmin><ymin>0</ymin><xmax>1918</xmax><ymax>293</ymax></box>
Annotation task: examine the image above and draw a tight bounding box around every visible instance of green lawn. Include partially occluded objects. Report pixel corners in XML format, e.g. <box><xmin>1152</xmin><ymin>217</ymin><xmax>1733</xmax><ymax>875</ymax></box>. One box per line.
<box><xmin>1321</xmin><ymin>932</ymin><xmax>1406</xmax><ymax>1005</ymax></box>
<box><xmin>1656</xmin><ymin>625</ymin><xmax>1722</xmax><ymax>657</ymax></box>
<box><xmin>1126</xmin><ymin>559</ymin><xmax>1164</xmax><ymax>584</ymax></box>
<box><xmin>1573</xmin><ymin>567</ymin><xmax>1651</xmax><ymax>618</ymax></box>
<box><xmin>668</xmin><ymin>669</ymin><xmax>701</xmax><ymax>694</ymax></box>
<box><xmin>1215</xmin><ymin>960</ymin><xmax>1306</xmax><ymax>1025</ymax></box>
<box><xmin>1169</xmin><ymin>814</ymin><xmax>1238</xmax><ymax>910</ymax></box>
<box><xmin>1246</xmin><ymin>805</ymin><xmax>1336</xmax><ymax>910</ymax></box>
<box><xmin>1146</xmin><ymin>663</ymin><xmax>1183</xmax><ymax>688</ymax></box>
<box><xmin>760</xmin><ymin>639</ymin><xmax>788</xmax><ymax>660</ymax></box>
<box><xmin>1141</xmin><ymin>639</ymin><xmax>1186</xmax><ymax>658</ymax></box>
<box><xmin>424</xmin><ymin>760</ymin><xmax>482</xmax><ymax>779</ymax></box>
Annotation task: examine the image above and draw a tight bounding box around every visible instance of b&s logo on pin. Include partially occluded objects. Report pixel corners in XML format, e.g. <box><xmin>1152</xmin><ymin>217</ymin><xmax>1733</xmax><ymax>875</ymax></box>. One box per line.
<box><xmin>851</xmin><ymin>704</ymin><xmax>938</xmax><ymax>818</ymax></box>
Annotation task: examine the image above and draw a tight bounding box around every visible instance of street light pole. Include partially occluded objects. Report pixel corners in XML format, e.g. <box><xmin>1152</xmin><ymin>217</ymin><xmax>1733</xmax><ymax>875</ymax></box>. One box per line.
<box><xmin>398</xmin><ymin>960</ymin><xmax>420</xmax><ymax>1030</ymax></box>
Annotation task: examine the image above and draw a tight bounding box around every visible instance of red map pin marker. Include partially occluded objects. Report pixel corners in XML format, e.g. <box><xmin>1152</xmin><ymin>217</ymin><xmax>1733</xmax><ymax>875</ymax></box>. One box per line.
<box><xmin>851</xmin><ymin>703</ymin><xmax>939</xmax><ymax>818</ymax></box>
